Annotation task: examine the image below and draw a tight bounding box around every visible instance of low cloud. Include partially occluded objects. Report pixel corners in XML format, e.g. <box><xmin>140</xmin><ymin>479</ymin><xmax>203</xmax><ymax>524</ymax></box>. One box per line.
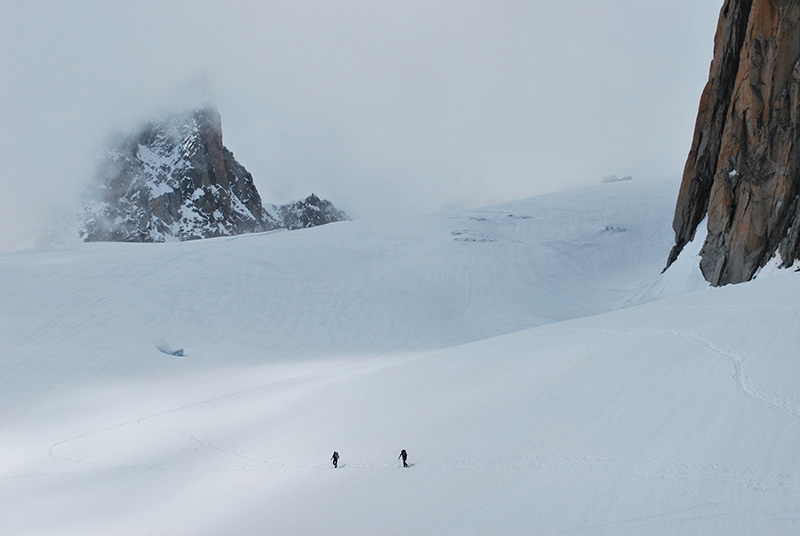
<box><xmin>0</xmin><ymin>0</ymin><xmax>721</xmax><ymax>252</ymax></box>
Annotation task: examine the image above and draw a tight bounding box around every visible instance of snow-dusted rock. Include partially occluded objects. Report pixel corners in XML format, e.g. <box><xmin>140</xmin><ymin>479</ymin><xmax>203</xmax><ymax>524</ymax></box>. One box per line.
<box><xmin>79</xmin><ymin>106</ymin><xmax>348</xmax><ymax>242</ymax></box>
<box><xmin>274</xmin><ymin>193</ymin><xmax>350</xmax><ymax>231</ymax></box>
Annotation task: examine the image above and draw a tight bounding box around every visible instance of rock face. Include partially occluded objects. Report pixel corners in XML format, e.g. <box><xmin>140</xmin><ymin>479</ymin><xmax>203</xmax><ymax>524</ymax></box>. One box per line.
<box><xmin>667</xmin><ymin>0</ymin><xmax>800</xmax><ymax>285</ymax></box>
<box><xmin>276</xmin><ymin>194</ymin><xmax>350</xmax><ymax>231</ymax></box>
<box><xmin>80</xmin><ymin>106</ymin><xmax>348</xmax><ymax>242</ymax></box>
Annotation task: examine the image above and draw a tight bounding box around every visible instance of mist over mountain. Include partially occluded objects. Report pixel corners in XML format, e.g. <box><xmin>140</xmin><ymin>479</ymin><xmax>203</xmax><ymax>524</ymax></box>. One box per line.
<box><xmin>79</xmin><ymin>106</ymin><xmax>348</xmax><ymax>243</ymax></box>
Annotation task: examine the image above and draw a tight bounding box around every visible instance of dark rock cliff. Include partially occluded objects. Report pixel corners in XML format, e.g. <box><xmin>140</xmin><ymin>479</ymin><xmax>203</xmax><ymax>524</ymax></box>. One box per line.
<box><xmin>667</xmin><ymin>0</ymin><xmax>800</xmax><ymax>285</ymax></box>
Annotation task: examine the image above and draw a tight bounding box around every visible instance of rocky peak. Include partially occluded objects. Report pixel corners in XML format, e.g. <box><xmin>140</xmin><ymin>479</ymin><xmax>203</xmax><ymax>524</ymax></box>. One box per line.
<box><xmin>667</xmin><ymin>0</ymin><xmax>800</xmax><ymax>285</ymax></box>
<box><xmin>275</xmin><ymin>193</ymin><xmax>350</xmax><ymax>231</ymax></box>
<box><xmin>80</xmin><ymin>106</ymin><xmax>348</xmax><ymax>242</ymax></box>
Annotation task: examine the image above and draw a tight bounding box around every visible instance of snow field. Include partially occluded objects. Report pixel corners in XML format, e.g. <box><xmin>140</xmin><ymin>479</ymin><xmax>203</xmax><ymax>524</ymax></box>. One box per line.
<box><xmin>2</xmin><ymin>177</ymin><xmax>799</xmax><ymax>534</ymax></box>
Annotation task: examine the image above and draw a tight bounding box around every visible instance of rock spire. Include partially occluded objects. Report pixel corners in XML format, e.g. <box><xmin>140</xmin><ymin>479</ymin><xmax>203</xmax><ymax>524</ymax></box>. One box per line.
<box><xmin>667</xmin><ymin>0</ymin><xmax>800</xmax><ymax>285</ymax></box>
<box><xmin>80</xmin><ymin>106</ymin><xmax>348</xmax><ymax>242</ymax></box>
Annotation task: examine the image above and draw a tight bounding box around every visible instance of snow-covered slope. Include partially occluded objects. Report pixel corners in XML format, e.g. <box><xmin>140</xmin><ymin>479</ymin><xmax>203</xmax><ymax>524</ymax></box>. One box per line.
<box><xmin>2</xmin><ymin>177</ymin><xmax>798</xmax><ymax>535</ymax></box>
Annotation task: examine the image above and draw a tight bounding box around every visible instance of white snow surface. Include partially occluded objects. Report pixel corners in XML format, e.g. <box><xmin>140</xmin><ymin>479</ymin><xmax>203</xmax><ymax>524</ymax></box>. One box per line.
<box><xmin>2</xmin><ymin>177</ymin><xmax>800</xmax><ymax>535</ymax></box>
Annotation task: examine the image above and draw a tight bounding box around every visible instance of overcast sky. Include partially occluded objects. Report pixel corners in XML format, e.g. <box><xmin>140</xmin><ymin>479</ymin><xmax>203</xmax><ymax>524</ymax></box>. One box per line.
<box><xmin>0</xmin><ymin>0</ymin><xmax>721</xmax><ymax>252</ymax></box>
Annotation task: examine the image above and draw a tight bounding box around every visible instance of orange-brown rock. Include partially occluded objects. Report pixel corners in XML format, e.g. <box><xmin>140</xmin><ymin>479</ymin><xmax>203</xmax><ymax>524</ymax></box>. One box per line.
<box><xmin>667</xmin><ymin>0</ymin><xmax>800</xmax><ymax>285</ymax></box>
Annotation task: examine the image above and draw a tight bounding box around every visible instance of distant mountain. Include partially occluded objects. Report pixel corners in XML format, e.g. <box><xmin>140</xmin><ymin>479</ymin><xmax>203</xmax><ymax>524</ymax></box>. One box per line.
<box><xmin>80</xmin><ymin>106</ymin><xmax>348</xmax><ymax>242</ymax></box>
<box><xmin>275</xmin><ymin>193</ymin><xmax>350</xmax><ymax>231</ymax></box>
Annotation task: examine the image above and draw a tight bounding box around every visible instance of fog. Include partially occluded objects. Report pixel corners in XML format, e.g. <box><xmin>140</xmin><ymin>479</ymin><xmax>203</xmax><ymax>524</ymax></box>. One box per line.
<box><xmin>0</xmin><ymin>0</ymin><xmax>721</xmax><ymax>252</ymax></box>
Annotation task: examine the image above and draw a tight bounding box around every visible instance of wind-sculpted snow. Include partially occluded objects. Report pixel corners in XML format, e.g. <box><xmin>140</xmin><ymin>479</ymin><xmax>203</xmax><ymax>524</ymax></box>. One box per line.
<box><xmin>2</xmin><ymin>177</ymin><xmax>798</xmax><ymax>535</ymax></box>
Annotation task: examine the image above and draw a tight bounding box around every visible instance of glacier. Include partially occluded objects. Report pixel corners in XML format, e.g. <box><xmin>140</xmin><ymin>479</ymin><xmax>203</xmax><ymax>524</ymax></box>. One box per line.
<box><xmin>2</xmin><ymin>176</ymin><xmax>799</xmax><ymax>535</ymax></box>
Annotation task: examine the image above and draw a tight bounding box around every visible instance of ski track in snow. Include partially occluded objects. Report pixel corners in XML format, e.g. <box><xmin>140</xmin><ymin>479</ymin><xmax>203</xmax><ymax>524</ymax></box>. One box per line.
<box><xmin>5</xmin><ymin>178</ymin><xmax>800</xmax><ymax>534</ymax></box>
<box><xmin>527</xmin><ymin>505</ymin><xmax>763</xmax><ymax>536</ymax></box>
<box><xmin>45</xmin><ymin>416</ymin><xmax>800</xmax><ymax>499</ymax></box>
<box><xmin>671</xmin><ymin>331</ymin><xmax>800</xmax><ymax>423</ymax></box>
<box><xmin>577</xmin><ymin>325</ymin><xmax>800</xmax><ymax>424</ymax></box>
<box><xmin>547</xmin><ymin>324</ymin><xmax>800</xmax><ymax>499</ymax></box>
<box><xmin>46</xmin><ymin>348</ymin><xmax>404</xmax><ymax>472</ymax></box>
<box><xmin>40</xmin><ymin>327</ymin><xmax>800</xmax><ymax>509</ymax></box>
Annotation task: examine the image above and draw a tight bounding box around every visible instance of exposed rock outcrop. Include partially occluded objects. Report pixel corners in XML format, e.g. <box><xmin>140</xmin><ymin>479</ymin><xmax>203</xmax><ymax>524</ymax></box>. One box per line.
<box><xmin>275</xmin><ymin>194</ymin><xmax>350</xmax><ymax>231</ymax></box>
<box><xmin>80</xmin><ymin>106</ymin><xmax>348</xmax><ymax>242</ymax></box>
<box><xmin>667</xmin><ymin>0</ymin><xmax>800</xmax><ymax>285</ymax></box>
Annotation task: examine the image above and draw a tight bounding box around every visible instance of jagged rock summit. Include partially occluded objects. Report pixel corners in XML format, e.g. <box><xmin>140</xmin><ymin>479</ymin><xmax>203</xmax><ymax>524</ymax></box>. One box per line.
<box><xmin>80</xmin><ymin>106</ymin><xmax>348</xmax><ymax>242</ymax></box>
<box><xmin>277</xmin><ymin>193</ymin><xmax>349</xmax><ymax>231</ymax></box>
<box><xmin>667</xmin><ymin>0</ymin><xmax>800</xmax><ymax>286</ymax></box>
